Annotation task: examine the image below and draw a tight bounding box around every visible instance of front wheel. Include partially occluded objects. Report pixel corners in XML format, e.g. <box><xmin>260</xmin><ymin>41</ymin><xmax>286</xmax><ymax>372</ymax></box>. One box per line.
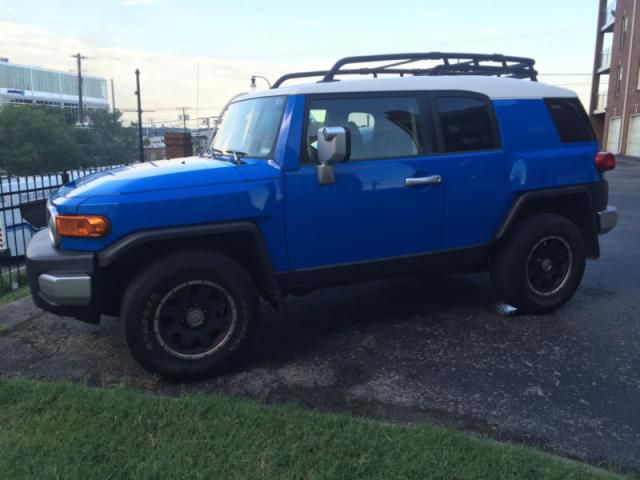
<box><xmin>490</xmin><ymin>213</ymin><xmax>586</xmax><ymax>313</ymax></box>
<box><xmin>121</xmin><ymin>251</ymin><xmax>259</xmax><ymax>380</ymax></box>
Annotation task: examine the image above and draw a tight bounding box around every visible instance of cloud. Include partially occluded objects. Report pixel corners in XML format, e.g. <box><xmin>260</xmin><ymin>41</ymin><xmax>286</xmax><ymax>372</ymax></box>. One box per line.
<box><xmin>0</xmin><ymin>22</ymin><xmax>312</xmax><ymax>125</ymax></box>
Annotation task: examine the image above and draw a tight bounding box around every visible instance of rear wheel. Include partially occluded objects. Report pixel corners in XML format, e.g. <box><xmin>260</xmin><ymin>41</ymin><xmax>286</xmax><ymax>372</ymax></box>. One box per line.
<box><xmin>121</xmin><ymin>250</ymin><xmax>259</xmax><ymax>380</ymax></box>
<box><xmin>490</xmin><ymin>213</ymin><xmax>586</xmax><ymax>313</ymax></box>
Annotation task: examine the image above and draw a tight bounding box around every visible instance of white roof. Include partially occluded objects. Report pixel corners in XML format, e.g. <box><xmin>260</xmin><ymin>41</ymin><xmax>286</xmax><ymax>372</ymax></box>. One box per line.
<box><xmin>237</xmin><ymin>75</ymin><xmax>575</xmax><ymax>101</ymax></box>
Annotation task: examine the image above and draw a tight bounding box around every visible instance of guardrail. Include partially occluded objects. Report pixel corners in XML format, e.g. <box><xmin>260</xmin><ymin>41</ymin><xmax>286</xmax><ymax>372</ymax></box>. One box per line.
<box><xmin>0</xmin><ymin>165</ymin><xmax>125</xmax><ymax>295</ymax></box>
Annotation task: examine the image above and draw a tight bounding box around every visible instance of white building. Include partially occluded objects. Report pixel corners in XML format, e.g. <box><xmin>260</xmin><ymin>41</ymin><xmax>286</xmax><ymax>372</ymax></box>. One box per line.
<box><xmin>0</xmin><ymin>59</ymin><xmax>109</xmax><ymax>117</ymax></box>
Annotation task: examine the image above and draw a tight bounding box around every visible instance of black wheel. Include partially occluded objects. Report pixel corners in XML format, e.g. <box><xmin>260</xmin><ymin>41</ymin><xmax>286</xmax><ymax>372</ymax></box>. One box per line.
<box><xmin>121</xmin><ymin>250</ymin><xmax>259</xmax><ymax>380</ymax></box>
<box><xmin>490</xmin><ymin>213</ymin><xmax>586</xmax><ymax>313</ymax></box>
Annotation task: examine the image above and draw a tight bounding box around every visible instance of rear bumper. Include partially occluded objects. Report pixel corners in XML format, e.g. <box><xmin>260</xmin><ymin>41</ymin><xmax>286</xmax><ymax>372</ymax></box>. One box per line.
<box><xmin>597</xmin><ymin>206</ymin><xmax>617</xmax><ymax>235</ymax></box>
<box><xmin>26</xmin><ymin>229</ymin><xmax>101</xmax><ymax>323</ymax></box>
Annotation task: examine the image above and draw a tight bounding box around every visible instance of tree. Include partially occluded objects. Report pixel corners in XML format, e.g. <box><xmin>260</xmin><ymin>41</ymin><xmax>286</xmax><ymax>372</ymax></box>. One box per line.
<box><xmin>0</xmin><ymin>106</ymin><xmax>88</xmax><ymax>176</ymax></box>
<box><xmin>79</xmin><ymin>110</ymin><xmax>137</xmax><ymax>166</ymax></box>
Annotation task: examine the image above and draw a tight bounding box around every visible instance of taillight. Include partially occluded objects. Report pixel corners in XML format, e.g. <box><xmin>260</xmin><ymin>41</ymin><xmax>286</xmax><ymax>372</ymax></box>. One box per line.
<box><xmin>595</xmin><ymin>152</ymin><xmax>616</xmax><ymax>173</ymax></box>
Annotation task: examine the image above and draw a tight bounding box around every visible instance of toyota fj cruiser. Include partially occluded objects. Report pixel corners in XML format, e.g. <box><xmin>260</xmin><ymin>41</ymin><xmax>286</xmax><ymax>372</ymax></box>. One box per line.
<box><xmin>26</xmin><ymin>53</ymin><xmax>618</xmax><ymax>379</ymax></box>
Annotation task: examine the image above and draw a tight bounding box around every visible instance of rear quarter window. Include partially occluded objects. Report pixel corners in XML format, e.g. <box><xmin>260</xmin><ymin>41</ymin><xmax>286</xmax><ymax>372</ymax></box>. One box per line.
<box><xmin>434</xmin><ymin>96</ymin><xmax>498</xmax><ymax>153</ymax></box>
<box><xmin>544</xmin><ymin>98</ymin><xmax>595</xmax><ymax>143</ymax></box>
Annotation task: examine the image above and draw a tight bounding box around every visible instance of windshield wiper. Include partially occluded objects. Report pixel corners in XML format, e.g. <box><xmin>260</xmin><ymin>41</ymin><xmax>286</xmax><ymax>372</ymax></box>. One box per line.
<box><xmin>225</xmin><ymin>150</ymin><xmax>248</xmax><ymax>165</ymax></box>
<box><xmin>212</xmin><ymin>148</ymin><xmax>247</xmax><ymax>165</ymax></box>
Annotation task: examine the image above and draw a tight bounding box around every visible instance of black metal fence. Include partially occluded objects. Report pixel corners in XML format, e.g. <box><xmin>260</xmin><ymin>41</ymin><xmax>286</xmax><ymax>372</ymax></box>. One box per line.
<box><xmin>0</xmin><ymin>165</ymin><xmax>124</xmax><ymax>295</ymax></box>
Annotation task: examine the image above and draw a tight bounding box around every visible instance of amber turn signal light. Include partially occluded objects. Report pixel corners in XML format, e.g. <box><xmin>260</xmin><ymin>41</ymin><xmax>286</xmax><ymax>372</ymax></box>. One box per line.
<box><xmin>55</xmin><ymin>215</ymin><xmax>110</xmax><ymax>238</ymax></box>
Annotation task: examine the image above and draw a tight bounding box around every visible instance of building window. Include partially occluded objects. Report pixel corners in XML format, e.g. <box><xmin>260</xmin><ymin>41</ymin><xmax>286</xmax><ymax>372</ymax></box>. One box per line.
<box><xmin>0</xmin><ymin>64</ymin><xmax>32</xmax><ymax>90</ymax></box>
<box><xmin>616</xmin><ymin>64</ymin><xmax>623</xmax><ymax>96</ymax></box>
<box><xmin>621</xmin><ymin>16</ymin><xmax>628</xmax><ymax>48</ymax></box>
<box><xmin>32</xmin><ymin>70</ymin><xmax>60</xmax><ymax>94</ymax></box>
<box><xmin>60</xmin><ymin>74</ymin><xmax>79</xmax><ymax>96</ymax></box>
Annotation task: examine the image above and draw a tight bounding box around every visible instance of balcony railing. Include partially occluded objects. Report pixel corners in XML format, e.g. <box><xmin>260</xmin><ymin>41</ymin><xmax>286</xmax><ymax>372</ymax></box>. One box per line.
<box><xmin>602</xmin><ymin>1</ymin><xmax>616</xmax><ymax>31</ymax></box>
<box><xmin>600</xmin><ymin>47</ymin><xmax>612</xmax><ymax>72</ymax></box>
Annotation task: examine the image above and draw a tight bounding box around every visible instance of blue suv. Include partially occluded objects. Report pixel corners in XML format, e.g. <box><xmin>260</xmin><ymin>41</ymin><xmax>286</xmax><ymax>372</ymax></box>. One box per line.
<box><xmin>26</xmin><ymin>53</ymin><xmax>618</xmax><ymax>379</ymax></box>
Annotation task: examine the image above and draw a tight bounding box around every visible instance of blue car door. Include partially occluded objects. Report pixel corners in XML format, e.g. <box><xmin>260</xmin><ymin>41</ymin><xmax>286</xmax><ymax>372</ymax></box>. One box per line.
<box><xmin>284</xmin><ymin>93</ymin><xmax>447</xmax><ymax>271</ymax></box>
<box><xmin>428</xmin><ymin>93</ymin><xmax>507</xmax><ymax>249</ymax></box>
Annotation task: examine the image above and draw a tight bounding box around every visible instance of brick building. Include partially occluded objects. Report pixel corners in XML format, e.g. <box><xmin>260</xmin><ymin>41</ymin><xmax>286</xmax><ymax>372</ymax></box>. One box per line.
<box><xmin>590</xmin><ymin>0</ymin><xmax>640</xmax><ymax>156</ymax></box>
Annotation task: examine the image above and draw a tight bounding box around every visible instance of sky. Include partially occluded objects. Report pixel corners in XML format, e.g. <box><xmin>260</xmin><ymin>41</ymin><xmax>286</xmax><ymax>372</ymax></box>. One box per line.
<box><xmin>0</xmin><ymin>0</ymin><xmax>599</xmax><ymax>127</ymax></box>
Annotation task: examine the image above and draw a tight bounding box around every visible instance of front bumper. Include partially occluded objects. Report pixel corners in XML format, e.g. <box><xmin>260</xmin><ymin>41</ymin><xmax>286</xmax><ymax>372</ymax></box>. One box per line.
<box><xmin>26</xmin><ymin>229</ymin><xmax>100</xmax><ymax>323</ymax></box>
<box><xmin>597</xmin><ymin>206</ymin><xmax>618</xmax><ymax>235</ymax></box>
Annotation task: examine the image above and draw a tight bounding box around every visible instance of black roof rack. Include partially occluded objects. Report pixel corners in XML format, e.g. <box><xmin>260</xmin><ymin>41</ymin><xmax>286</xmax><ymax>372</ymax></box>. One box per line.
<box><xmin>272</xmin><ymin>52</ymin><xmax>537</xmax><ymax>88</ymax></box>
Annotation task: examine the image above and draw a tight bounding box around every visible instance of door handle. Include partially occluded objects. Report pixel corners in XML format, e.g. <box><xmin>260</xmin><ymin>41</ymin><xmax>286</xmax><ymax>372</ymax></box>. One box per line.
<box><xmin>405</xmin><ymin>175</ymin><xmax>442</xmax><ymax>187</ymax></box>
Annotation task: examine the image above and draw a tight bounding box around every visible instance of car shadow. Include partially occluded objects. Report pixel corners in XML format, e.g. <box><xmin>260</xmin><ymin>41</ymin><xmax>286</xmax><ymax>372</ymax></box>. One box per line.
<box><xmin>249</xmin><ymin>273</ymin><xmax>507</xmax><ymax>365</ymax></box>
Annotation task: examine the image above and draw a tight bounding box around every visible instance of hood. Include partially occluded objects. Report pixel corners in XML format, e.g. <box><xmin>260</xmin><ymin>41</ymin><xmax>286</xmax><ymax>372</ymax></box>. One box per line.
<box><xmin>56</xmin><ymin>156</ymin><xmax>244</xmax><ymax>199</ymax></box>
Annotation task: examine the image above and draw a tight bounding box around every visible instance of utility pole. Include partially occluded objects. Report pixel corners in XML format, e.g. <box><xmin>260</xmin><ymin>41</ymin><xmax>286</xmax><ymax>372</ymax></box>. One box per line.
<box><xmin>196</xmin><ymin>62</ymin><xmax>200</xmax><ymax>128</ymax></box>
<box><xmin>71</xmin><ymin>53</ymin><xmax>87</xmax><ymax>124</ymax></box>
<box><xmin>179</xmin><ymin>107</ymin><xmax>190</xmax><ymax>131</ymax></box>
<box><xmin>134</xmin><ymin>69</ymin><xmax>144</xmax><ymax>163</ymax></box>
<box><xmin>110</xmin><ymin>78</ymin><xmax>116</xmax><ymax>112</ymax></box>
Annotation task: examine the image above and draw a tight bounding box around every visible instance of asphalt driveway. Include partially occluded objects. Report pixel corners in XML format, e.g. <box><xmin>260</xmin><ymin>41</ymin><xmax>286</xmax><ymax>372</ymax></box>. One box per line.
<box><xmin>1</xmin><ymin>157</ymin><xmax>639</xmax><ymax>472</ymax></box>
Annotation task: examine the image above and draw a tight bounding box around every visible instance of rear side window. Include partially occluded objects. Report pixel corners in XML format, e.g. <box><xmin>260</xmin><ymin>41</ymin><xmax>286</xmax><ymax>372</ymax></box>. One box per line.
<box><xmin>435</xmin><ymin>96</ymin><xmax>497</xmax><ymax>153</ymax></box>
<box><xmin>544</xmin><ymin>98</ymin><xmax>595</xmax><ymax>143</ymax></box>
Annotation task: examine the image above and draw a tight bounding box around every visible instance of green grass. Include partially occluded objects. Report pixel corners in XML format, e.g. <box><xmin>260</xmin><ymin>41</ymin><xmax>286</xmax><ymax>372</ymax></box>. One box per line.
<box><xmin>0</xmin><ymin>378</ymin><xmax>625</xmax><ymax>480</ymax></box>
<box><xmin>0</xmin><ymin>285</ymin><xmax>30</xmax><ymax>306</ymax></box>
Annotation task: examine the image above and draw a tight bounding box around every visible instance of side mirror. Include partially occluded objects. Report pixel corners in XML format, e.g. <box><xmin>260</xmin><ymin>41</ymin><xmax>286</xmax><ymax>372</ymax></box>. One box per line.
<box><xmin>316</xmin><ymin>126</ymin><xmax>351</xmax><ymax>185</ymax></box>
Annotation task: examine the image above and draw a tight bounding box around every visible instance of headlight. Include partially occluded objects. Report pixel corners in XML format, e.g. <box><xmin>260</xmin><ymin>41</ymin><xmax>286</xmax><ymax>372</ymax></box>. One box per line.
<box><xmin>47</xmin><ymin>204</ymin><xmax>61</xmax><ymax>247</ymax></box>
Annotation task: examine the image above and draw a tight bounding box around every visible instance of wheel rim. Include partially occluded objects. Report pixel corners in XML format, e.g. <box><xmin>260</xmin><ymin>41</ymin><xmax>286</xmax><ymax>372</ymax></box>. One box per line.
<box><xmin>526</xmin><ymin>236</ymin><xmax>573</xmax><ymax>297</ymax></box>
<box><xmin>153</xmin><ymin>280</ymin><xmax>237</xmax><ymax>360</ymax></box>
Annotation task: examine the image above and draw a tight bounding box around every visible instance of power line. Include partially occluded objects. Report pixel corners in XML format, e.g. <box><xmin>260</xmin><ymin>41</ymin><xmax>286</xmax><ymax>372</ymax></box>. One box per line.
<box><xmin>553</xmin><ymin>82</ymin><xmax>593</xmax><ymax>86</ymax></box>
<box><xmin>138</xmin><ymin>115</ymin><xmax>217</xmax><ymax>126</ymax></box>
<box><xmin>119</xmin><ymin>105</ymin><xmax>224</xmax><ymax>112</ymax></box>
<box><xmin>539</xmin><ymin>73</ymin><xmax>593</xmax><ymax>76</ymax></box>
<box><xmin>245</xmin><ymin>27</ymin><xmax>593</xmax><ymax>59</ymax></box>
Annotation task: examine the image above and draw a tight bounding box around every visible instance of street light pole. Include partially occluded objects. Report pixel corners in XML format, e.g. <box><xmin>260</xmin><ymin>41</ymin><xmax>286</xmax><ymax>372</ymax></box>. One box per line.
<box><xmin>134</xmin><ymin>69</ymin><xmax>144</xmax><ymax>163</ymax></box>
<box><xmin>250</xmin><ymin>75</ymin><xmax>272</xmax><ymax>91</ymax></box>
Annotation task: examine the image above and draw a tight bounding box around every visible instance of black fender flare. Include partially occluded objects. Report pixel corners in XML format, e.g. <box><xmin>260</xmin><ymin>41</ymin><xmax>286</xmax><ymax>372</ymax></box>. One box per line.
<box><xmin>97</xmin><ymin>222</ymin><xmax>284</xmax><ymax>310</ymax></box>
<box><xmin>494</xmin><ymin>182</ymin><xmax>606</xmax><ymax>258</ymax></box>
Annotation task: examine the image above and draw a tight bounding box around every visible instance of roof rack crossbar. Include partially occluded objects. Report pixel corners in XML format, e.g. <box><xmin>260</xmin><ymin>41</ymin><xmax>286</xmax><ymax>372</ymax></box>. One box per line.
<box><xmin>271</xmin><ymin>52</ymin><xmax>538</xmax><ymax>88</ymax></box>
<box><xmin>272</xmin><ymin>68</ymin><xmax>430</xmax><ymax>88</ymax></box>
<box><xmin>376</xmin><ymin>58</ymin><xmax>420</xmax><ymax>69</ymax></box>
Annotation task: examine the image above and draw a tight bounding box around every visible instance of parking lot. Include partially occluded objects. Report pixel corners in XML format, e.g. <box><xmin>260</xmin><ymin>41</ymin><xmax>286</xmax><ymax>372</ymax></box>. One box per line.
<box><xmin>1</xmin><ymin>157</ymin><xmax>639</xmax><ymax>472</ymax></box>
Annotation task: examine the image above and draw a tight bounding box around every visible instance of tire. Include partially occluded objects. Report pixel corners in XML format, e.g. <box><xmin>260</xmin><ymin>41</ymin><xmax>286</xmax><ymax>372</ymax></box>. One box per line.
<box><xmin>121</xmin><ymin>250</ymin><xmax>259</xmax><ymax>381</ymax></box>
<box><xmin>490</xmin><ymin>213</ymin><xmax>586</xmax><ymax>314</ymax></box>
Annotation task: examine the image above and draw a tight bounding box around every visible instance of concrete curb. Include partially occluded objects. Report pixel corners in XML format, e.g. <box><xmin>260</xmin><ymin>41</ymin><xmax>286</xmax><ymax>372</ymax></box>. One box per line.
<box><xmin>0</xmin><ymin>296</ymin><xmax>44</xmax><ymax>333</ymax></box>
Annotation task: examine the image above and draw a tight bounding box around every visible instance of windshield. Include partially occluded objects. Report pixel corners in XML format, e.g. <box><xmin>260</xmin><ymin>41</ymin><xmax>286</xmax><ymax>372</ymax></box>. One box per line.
<box><xmin>212</xmin><ymin>96</ymin><xmax>287</xmax><ymax>158</ymax></box>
